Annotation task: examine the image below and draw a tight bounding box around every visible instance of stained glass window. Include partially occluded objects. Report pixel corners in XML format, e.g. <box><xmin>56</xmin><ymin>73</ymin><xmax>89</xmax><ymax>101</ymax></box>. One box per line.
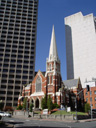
<box><xmin>36</xmin><ymin>76</ymin><xmax>41</xmax><ymax>92</ymax></box>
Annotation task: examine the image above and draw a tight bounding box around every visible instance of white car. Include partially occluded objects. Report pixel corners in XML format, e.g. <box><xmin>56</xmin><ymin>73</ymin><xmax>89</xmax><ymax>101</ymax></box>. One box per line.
<box><xmin>0</xmin><ymin>111</ymin><xmax>11</xmax><ymax>117</ymax></box>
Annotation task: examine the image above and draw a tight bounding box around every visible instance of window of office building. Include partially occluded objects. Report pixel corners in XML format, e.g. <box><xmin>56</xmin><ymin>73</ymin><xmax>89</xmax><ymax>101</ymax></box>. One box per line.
<box><xmin>1</xmin><ymin>85</ymin><xmax>6</xmax><ymax>89</ymax></box>
<box><xmin>94</xmin><ymin>91</ymin><xmax>96</xmax><ymax>94</ymax></box>
<box><xmin>90</xmin><ymin>97</ymin><xmax>92</xmax><ymax>102</ymax></box>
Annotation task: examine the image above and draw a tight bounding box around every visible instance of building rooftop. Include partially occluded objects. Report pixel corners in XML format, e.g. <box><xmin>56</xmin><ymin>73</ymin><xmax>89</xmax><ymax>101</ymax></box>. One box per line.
<box><xmin>63</xmin><ymin>79</ymin><xmax>79</xmax><ymax>89</ymax></box>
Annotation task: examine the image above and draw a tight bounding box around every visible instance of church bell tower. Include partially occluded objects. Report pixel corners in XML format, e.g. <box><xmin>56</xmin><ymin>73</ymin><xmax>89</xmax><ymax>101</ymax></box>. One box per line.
<box><xmin>46</xmin><ymin>25</ymin><xmax>62</xmax><ymax>104</ymax></box>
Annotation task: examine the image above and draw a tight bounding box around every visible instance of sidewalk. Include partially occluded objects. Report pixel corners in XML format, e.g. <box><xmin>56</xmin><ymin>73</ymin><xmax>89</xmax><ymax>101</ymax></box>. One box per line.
<box><xmin>79</xmin><ymin>118</ymin><xmax>96</xmax><ymax>122</ymax></box>
<box><xmin>12</xmin><ymin>115</ymin><xmax>96</xmax><ymax>123</ymax></box>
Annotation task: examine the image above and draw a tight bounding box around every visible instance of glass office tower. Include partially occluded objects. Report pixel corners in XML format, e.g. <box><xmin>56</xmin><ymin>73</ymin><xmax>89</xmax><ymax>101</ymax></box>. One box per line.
<box><xmin>0</xmin><ymin>0</ymin><xmax>38</xmax><ymax>108</ymax></box>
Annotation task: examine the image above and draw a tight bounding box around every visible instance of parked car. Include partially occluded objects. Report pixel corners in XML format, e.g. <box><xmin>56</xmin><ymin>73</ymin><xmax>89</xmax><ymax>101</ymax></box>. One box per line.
<box><xmin>88</xmin><ymin>109</ymin><xmax>96</xmax><ymax>115</ymax></box>
<box><xmin>0</xmin><ymin>111</ymin><xmax>11</xmax><ymax>117</ymax></box>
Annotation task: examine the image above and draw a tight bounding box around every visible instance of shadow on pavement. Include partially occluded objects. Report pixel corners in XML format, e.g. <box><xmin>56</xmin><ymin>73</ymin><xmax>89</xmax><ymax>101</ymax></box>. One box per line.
<box><xmin>5</xmin><ymin>121</ymin><xmax>24</xmax><ymax>125</ymax></box>
<box><xmin>14</xmin><ymin>126</ymin><xmax>68</xmax><ymax>128</ymax></box>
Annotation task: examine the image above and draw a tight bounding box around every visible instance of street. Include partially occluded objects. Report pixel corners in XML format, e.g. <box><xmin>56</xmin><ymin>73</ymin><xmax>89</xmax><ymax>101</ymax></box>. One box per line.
<box><xmin>2</xmin><ymin>116</ymin><xmax>96</xmax><ymax>128</ymax></box>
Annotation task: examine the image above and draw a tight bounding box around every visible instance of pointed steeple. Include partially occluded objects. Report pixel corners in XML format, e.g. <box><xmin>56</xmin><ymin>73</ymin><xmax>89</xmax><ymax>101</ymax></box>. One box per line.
<box><xmin>49</xmin><ymin>25</ymin><xmax>59</xmax><ymax>61</ymax></box>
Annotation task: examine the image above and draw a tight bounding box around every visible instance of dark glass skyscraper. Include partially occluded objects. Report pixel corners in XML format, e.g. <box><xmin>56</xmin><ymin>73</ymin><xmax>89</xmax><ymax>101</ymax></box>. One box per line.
<box><xmin>0</xmin><ymin>0</ymin><xmax>38</xmax><ymax>108</ymax></box>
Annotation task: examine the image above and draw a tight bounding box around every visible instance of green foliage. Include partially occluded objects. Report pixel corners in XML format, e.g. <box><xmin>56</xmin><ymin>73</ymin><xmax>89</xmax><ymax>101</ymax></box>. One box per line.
<box><xmin>41</xmin><ymin>95</ymin><xmax>60</xmax><ymax>111</ymax></box>
<box><xmin>47</xmin><ymin>95</ymin><xmax>53</xmax><ymax>111</ymax></box>
<box><xmin>23</xmin><ymin>97</ymin><xmax>27</xmax><ymax>110</ymax></box>
<box><xmin>53</xmin><ymin>103</ymin><xmax>60</xmax><ymax>109</ymax></box>
<box><xmin>41</xmin><ymin>95</ymin><xmax>47</xmax><ymax>109</ymax></box>
<box><xmin>16</xmin><ymin>104</ymin><xmax>23</xmax><ymax>110</ymax></box>
<box><xmin>29</xmin><ymin>103</ymin><xmax>34</xmax><ymax>112</ymax></box>
<box><xmin>84</xmin><ymin>103</ymin><xmax>90</xmax><ymax>113</ymax></box>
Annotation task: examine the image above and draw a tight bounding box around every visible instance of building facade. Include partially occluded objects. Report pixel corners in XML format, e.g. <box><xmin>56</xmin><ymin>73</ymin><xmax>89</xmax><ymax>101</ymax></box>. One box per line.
<box><xmin>84</xmin><ymin>78</ymin><xmax>96</xmax><ymax>109</ymax></box>
<box><xmin>18</xmin><ymin>26</ymin><xmax>84</xmax><ymax>110</ymax></box>
<box><xmin>63</xmin><ymin>78</ymin><xmax>84</xmax><ymax>110</ymax></box>
<box><xmin>0</xmin><ymin>0</ymin><xmax>38</xmax><ymax>108</ymax></box>
<box><xmin>64</xmin><ymin>12</ymin><xmax>96</xmax><ymax>88</ymax></box>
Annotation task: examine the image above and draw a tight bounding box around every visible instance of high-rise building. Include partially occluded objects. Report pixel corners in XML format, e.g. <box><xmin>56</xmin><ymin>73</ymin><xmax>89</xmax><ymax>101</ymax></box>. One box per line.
<box><xmin>0</xmin><ymin>0</ymin><xmax>38</xmax><ymax>108</ymax></box>
<box><xmin>64</xmin><ymin>12</ymin><xmax>96</xmax><ymax>88</ymax></box>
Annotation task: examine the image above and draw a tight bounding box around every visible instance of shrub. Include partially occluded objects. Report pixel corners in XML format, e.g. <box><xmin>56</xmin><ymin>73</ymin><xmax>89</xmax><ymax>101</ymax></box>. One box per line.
<box><xmin>85</xmin><ymin>103</ymin><xmax>90</xmax><ymax>113</ymax></box>
<box><xmin>47</xmin><ymin>96</ymin><xmax>53</xmax><ymax>111</ymax></box>
<box><xmin>29</xmin><ymin>103</ymin><xmax>34</xmax><ymax>112</ymax></box>
<box><xmin>23</xmin><ymin>97</ymin><xmax>27</xmax><ymax>110</ymax></box>
<box><xmin>16</xmin><ymin>104</ymin><xmax>23</xmax><ymax>110</ymax></box>
<box><xmin>53</xmin><ymin>103</ymin><xmax>60</xmax><ymax>109</ymax></box>
<box><xmin>41</xmin><ymin>95</ymin><xmax>47</xmax><ymax>109</ymax></box>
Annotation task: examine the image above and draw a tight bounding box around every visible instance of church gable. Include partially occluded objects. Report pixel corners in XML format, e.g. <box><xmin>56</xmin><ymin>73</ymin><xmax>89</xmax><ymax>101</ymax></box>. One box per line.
<box><xmin>31</xmin><ymin>70</ymin><xmax>46</xmax><ymax>94</ymax></box>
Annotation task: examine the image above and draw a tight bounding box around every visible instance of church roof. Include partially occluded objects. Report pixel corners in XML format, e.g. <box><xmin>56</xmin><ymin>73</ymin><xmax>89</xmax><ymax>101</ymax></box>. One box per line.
<box><xmin>49</xmin><ymin>25</ymin><xmax>59</xmax><ymax>61</ymax></box>
<box><xmin>41</xmin><ymin>71</ymin><xmax>46</xmax><ymax>76</ymax></box>
<box><xmin>35</xmin><ymin>71</ymin><xmax>46</xmax><ymax>77</ymax></box>
<box><xmin>63</xmin><ymin>79</ymin><xmax>79</xmax><ymax>89</ymax></box>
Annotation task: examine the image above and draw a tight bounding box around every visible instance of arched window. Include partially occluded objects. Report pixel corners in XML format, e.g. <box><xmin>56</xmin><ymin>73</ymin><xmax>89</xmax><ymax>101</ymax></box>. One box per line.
<box><xmin>49</xmin><ymin>64</ymin><xmax>51</xmax><ymax>71</ymax></box>
<box><xmin>47</xmin><ymin>76</ymin><xmax>50</xmax><ymax>84</ymax></box>
<box><xmin>51</xmin><ymin>75</ymin><xmax>53</xmax><ymax>84</ymax></box>
<box><xmin>36</xmin><ymin>76</ymin><xmax>41</xmax><ymax>92</ymax></box>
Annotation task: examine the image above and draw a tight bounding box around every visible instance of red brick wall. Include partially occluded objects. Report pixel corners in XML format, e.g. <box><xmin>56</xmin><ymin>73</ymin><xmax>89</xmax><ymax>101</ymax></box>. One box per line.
<box><xmin>84</xmin><ymin>87</ymin><xmax>96</xmax><ymax>109</ymax></box>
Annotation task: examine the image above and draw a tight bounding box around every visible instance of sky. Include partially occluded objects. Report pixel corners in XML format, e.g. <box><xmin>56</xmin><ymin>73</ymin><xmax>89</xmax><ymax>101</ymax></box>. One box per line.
<box><xmin>35</xmin><ymin>0</ymin><xmax>96</xmax><ymax>81</ymax></box>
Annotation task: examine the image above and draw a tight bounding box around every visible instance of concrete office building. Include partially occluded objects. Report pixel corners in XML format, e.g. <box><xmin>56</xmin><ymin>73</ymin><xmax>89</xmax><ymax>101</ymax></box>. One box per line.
<box><xmin>64</xmin><ymin>12</ymin><xmax>96</xmax><ymax>88</ymax></box>
<box><xmin>0</xmin><ymin>0</ymin><xmax>38</xmax><ymax>108</ymax></box>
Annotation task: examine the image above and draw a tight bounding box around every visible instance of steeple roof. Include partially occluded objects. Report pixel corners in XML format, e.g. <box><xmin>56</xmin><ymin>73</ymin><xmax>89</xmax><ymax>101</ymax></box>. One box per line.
<box><xmin>49</xmin><ymin>25</ymin><xmax>59</xmax><ymax>61</ymax></box>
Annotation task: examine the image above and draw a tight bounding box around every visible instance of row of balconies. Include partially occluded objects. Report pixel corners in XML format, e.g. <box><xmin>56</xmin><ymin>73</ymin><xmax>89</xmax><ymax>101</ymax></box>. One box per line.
<box><xmin>0</xmin><ymin>39</ymin><xmax>36</xmax><ymax>45</ymax></box>
<box><xmin>1</xmin><ymin>0</ymin><xmax>38</xmax><ymax>6</ymax></box>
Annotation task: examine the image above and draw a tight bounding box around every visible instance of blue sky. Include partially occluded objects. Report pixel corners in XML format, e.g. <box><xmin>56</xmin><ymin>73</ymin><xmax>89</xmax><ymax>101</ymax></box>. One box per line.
<box><xmin>35</xmin><ymin>0</ymin><xmax>96</xmax><ymax>80</ymax></box>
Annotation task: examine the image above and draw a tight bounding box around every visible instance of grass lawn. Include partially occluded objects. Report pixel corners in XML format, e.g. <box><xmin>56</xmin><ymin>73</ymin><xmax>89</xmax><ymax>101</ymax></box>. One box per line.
<box><xmin>51</xmin><ymin>110</ymin><xmax>87</xmax><ymax>115</ymax></box>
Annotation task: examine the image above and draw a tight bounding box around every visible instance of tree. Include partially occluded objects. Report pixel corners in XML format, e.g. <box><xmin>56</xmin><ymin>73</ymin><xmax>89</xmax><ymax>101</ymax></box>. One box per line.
<box><xmin>53</xmin><ymin>103</ymin><xmax>60</xmax><ymax>109</ymax></box>
<box><xmin>47</xmin><ymin>96</ymin><xmax>53</xmax><ymax>111</ymax></box>
<box><xmin>29</xmin><ymin>103</ymin><xmax>34</xmax><ymax>112</ymax></box>
<box><xmin>16</xmin><ymin>104</ymin><xmax>23</xmax><ymax>110</ymax></box>
<box><xmin>85</xmin><ymin>103</ymin><xmax>90</xmax><ymax>113</ymax></box>
<box><xmin>68</xmin><ymin>93</ymin><xmax>75</xmax><ymax>111</ymax></box>
<box><xmin>41</xmin><ymin>95</ymin><xmax>47</xmax><ymax>109</ymax></box>
<box><xmin>23</xmin><ymin>97</ymin><xmax>27</xmax><ymax>110</ymax></box>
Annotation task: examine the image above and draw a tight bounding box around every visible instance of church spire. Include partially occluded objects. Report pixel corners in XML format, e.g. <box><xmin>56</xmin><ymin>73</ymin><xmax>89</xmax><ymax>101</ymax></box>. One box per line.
<box><xmin>49</xmin><ymin>25</ymin><xmax>59</xmax><ymax>61</ymax></box>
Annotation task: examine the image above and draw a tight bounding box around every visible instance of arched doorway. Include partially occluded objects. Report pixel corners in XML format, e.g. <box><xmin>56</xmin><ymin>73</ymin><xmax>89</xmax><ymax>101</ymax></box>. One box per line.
<box><xmin>35</xmin><ymin>98</ymin><xmax>39</xmax><ymax>108</ymax></box>
<box><xmin>32</xmin><ymin>99</ymin><xmax>34</xmax><ymax>105</ymax></box>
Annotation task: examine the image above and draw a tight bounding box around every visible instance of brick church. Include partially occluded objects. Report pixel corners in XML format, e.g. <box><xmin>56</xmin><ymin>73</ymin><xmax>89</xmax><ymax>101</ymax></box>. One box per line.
<box><xmin>18</xmin><ymin>26</ymin><xmax>84</xmax><ymax>110</ymax></box>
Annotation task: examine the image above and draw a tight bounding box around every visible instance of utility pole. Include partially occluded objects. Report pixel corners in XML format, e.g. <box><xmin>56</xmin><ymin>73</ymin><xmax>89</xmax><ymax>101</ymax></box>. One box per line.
<box><xmin>75</xmin><ymin>95</ymin><xmax>78</xmax><ymax>122</ymax></box>
<box><xmin>90</xmin><ymin>87</ymin><xmax>93</xmax><ymax>120</ymax></box>
<box><xmin>86</xmin><ymin>85</ymin><xmax>92</xmax><ymax>120</ymax></box>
